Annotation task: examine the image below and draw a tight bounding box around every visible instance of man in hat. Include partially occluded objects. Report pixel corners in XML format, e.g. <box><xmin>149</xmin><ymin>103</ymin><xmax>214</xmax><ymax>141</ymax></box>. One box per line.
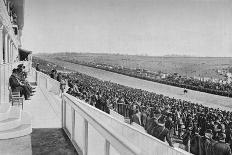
<box><xmin>146</xmin><ymin>110</ymin><xmax>161</xmax><ymax>135</ymax></box>
<box><xmin>17</xmin><ymin>64</ymin><xmax>23</xmax><ymax>68</ymax></box>
<box><xmin>36</xmin><ymin>63</ymin><xmax>40</xmax><ymax>71</ymax></box>
<box><xmin>213</xmin><ymin>133</ymin><xmax>232</xmax><ymax>155</ymax></box>
<box><xmin>226</xmin><ymin>122</ymin><xmax>232</xmax><ymax>150</ymax></box>
<box><xmin>190</xmin><ymin>128</ymin><xmax>203</xmax><ymax>155</ymax></box>
<box><xmin>152</xmin><ymin>115</ymin><xmax>173</xmax><ymax>147</ymax></box>
<box><xmin>131</xmin><ymin>108</ymin><xmax>141</xmax><ymax>125</ymax></box>
<box><xmin>201</xmin><ymin>129</ymin><xmax>217</xmax><ymax>155</ymax></box>
<box><xmin>9</xmin><ymin>69</ymin><xmax>31</xmax><ymax>100</ymax></box>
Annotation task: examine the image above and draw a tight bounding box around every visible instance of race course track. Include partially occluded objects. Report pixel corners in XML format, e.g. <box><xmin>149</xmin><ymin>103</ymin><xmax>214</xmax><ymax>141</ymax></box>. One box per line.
<box><xmin>47</xmin><ymin>58</ymin><xmax>232</xmax><ymax>111</ymax></box>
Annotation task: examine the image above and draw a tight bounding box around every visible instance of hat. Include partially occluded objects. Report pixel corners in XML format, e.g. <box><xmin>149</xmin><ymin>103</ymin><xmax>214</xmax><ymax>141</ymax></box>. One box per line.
<box><xmin>218</xmin><ymin>133</ymin><xmax>226</xmax><ymax>140</ymax></box>
<box><xmin>194</xmin><ymin>127</ymin><xmax>200</xmax><ymax>134</ymax></box>
<box><xmin>205</xmin><ymin>129</ymin><xmax>213</xmax><ymax>135</ymax></box>
<box><xmin>12</xmin><ymin>68</ymin><xmax>17</xmax><ymax>73</ymax></box>
<box><xmin>158</xmin><ymin>115</ymin><xmax>166</xmax><ymax>126</ymax></box>
<box><xmin>17</xmin><ymin>64</ymin><xmax>23</xmax><ymax>68</ymax></box>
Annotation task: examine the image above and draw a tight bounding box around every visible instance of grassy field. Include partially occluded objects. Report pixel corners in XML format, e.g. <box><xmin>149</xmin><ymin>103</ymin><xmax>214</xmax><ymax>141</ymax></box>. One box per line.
<box><xmin>35</xmin><ymin>53</ymin><xmax>232</xmax><ymax>79</ymax></box>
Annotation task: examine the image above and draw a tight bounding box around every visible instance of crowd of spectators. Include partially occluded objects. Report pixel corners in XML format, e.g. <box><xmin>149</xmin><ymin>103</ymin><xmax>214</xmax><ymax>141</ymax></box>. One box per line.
<box><xmin>61</xmin><ymin>59</ymin><xmax>232</xmax><ymax>98</ymax></box>
<box><xmin>64</xmin><ymin>72</ymin><xmax>232</xmax><ymax>154</ymax></box>
<box><xmin>34</xmin><ymin>58</ymin><xmax>232</xmax><ymax>154</ymax></box>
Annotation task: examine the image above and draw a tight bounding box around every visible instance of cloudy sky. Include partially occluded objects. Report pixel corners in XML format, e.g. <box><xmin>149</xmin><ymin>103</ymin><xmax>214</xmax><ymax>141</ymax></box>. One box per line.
<box><xmin>22</xmin><ymin>0</ymin><xmax>232</xmax><ymax>57</ymax></box>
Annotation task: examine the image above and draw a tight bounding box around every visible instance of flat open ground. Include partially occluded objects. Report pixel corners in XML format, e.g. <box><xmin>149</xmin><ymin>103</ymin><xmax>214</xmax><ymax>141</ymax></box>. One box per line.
<box><xmin>34</xmin><ymin>57</ymin><xmax>232</xmax><ymax>111</ymax></box>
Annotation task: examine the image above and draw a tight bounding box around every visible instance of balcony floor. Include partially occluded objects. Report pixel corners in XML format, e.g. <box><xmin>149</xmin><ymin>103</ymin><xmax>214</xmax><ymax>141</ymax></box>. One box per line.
<box><xmin>0</xmin><ymin>128</ymin><xmax>78</xmax><ymax>155</ymax></box>
<box><xmin>24</xmin><ymin>85</ymin><xmax>61</xmax><ymax>128</ymax></box>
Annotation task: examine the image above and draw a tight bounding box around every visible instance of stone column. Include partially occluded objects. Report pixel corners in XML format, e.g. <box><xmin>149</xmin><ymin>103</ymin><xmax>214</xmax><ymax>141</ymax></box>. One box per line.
<box><xmin>4</xmin><ymin>33</ymin><xmax>8</xmax><ymax>64</ymax></box>
<box><xmin>12</xmin><ymin>45</ymin><xmax>16</xmax><ymax>62</ymax></box>
<box><xmin>0</xmin><ymin>26</ymin><xmax>3</xmax><ymax>105</ymax></box>
<box><xmin>8</xmin><ymin>41</ymin><xmax>11</xmax><ymax>63</ymax></box>
<box><xmin>0</xmin><ymin>26</ymin><xmax>3</xmax><ymax>64</ymax></box>
<box><xmin>10</xmin><ymin>42</ymin><xmax>13</xmax><ymax>63</ymax></box>
<box><xmin>7</xmin><ymin>39</ymin><xmax>11</xmax><ymax>63</ymax></box>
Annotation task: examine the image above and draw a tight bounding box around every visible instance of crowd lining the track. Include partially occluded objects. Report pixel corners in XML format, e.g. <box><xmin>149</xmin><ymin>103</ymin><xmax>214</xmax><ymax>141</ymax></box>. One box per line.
<box><xmin>59</xmin><ymin>59</ymin><xmax>232</xmax><ymax>98</ymax></box>
<box><xmin>34</xmin><ymin>58</ymin><xmax>232</xmax><ymax>155</ymax></box>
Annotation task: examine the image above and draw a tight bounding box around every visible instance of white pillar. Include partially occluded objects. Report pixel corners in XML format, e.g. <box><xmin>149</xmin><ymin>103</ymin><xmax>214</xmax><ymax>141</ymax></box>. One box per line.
<box><xmin>4</xmin><ymin>33</ymin><xmax>8</xmax><ymax>63</ymax></box>
<box><xmin>7</xmin><ymin>39</ymin><xmax>11</xmax><ymax>63</ymax></box>
<box><xmin>9</xmin><ymin>41</ymin><xmax>11</xmax><ymax>63</ymax></box>
<box><xmin>10</xmin><ymin>42</ymin><xmax>13</xmax><ymax>63</ymax></box>
<box><xmin>12</xmin><ymin>45</ymin><xmax>16</xmax><ymax>62</ymax></box>
<box><xmin>0</xmin><ymin>26</ymin><xmax>3</xmax><ymax>64</ymax></box>
<box><xmin>0</xmin><ymin>26</ymin><xmax>3</xmax><ymax>106</ymax></box>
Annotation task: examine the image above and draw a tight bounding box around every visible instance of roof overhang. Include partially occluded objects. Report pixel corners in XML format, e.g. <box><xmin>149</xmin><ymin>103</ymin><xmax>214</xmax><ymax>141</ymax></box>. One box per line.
<box><xmin>19</xmin><ymin>48</ymin><xmax>32</xmax><ymax>55</ymax></box>
<box><xmin>18</xmin><ymin>48</ymin><xmax>32</xmax><ymax>61</ymax></box>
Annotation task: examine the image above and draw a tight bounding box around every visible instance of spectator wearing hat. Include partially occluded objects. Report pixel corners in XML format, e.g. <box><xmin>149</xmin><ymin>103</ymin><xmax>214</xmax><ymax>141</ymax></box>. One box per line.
<box><xmin>213</xmin><ymin>133</ymin><xmax>232</xmax><ymax>155</ymax></box>
<box><xmin>36</xmin><ymin>63</ymin><xmax>40</xmax><ymax>71</ymax></box>
<box><xmin>50</xmin><ymin>69</ymin><xmax>57</xmax><ymax>79</ymax></box>
<box><xmin>16</xmin><ymin>68</ymin><xmax>35</xmax><ymax>94</ymax></box>
<box><xmin>145</xmin><ymin>111</ymin><xmax>157</xmax><ymax>135</ymax></box>
<box><xmin>182</xmin><ymin>126</ymin><xmax>191</xmax><ymax>152</ymax></box>
<box><xmin>131</xmin><ymin>108</ymin><xmax>141</xmax><ymax>125</ymax></box>
<box><xmin>190</xmin><ymin>128</ymin><xmax>203</xmax><ymax>155</ymax></box>
<box><xmin>226</xmin><ymin>122</ymin><xmax>232</xmax><ymax>150</ymax></box>
<box><xmin>146</xmin><ymin>109</ymin><xmax>161</xmax><ymax>135</ymax></box>
<box><xmin>201</xmin><ymin>129</ymin><xmax>216</xmax><ymax>155</ymax></box>
<box><xmin>9</xmin><ymin>69</ymin><xmax>31</xmax><ymax>100</ymax></box>
<box><xmin>152</xmin><ymin>115</ymin><xmax>173</xmax><ymax>147</ymax></box>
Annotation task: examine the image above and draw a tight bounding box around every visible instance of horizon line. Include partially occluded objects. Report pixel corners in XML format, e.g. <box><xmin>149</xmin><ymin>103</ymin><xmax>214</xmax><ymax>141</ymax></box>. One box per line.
<box><xmin>33</xmin><ymin>51</ymin><xmax>232</xmax><ymax>58</ymax></box>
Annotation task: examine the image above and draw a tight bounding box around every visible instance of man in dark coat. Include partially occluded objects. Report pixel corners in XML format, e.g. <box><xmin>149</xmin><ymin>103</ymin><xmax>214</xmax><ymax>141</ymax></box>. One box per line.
<box><xmin>36</xmin><ymin>63</ymin><xmax>40</xmax><ymax>71</ymax></box>
<box><xmin>213</xmin><ymin>133</ymin><xmax>232</xmax><ymax>155</ymax></box>
<box><xmin>131</xmin><ymin>109</ymin><xmax>141</xmax><ymax>125</ymax></box>
<box><xmin>146</xmin><ymin>110</ymin><xmax>161</xmax><ymax>135</ymax></box>
<box><xmin>9</xmin><ymin>69</ymin><xmax>30</xmax><ymax>100</ymax></box>
<box><xmin>201</xmin><ymin>129</ymin><xmax>217</xmax><ymax>155</ymax></box>
<box><xmin>190</xmin><ymin>128</ymin><xmax>203</xmax><ymax>155</ymax></box>
<box><xmin>152</xmin><ymin>115</ymin><xmax>173</xmax><ymax>147</ymax></box>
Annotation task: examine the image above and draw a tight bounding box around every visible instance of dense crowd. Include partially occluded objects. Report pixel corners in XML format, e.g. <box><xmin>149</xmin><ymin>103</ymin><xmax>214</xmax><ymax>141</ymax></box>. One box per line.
<box><xmin>64</xmin><ymin>72</ymin><xmax>232</xmax><ymax>155</ymax></box>
<box><xmin>61</xmin><ymin>59</ymin><xmax>232</xmax><ymax>98</ymax></box>
<box><xmin>34</xmin><ymin>58</ymin><xmax>232</xmax><ymax>155</ymax></box>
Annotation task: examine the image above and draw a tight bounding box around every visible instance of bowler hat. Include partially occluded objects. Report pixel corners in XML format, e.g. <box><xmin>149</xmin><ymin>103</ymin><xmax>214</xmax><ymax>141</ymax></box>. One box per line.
<box><xmin>218</xmin><ymin>133</ymin><xmax>226</xmax><ymax>140</ymax></box>
<box><xmin>205</xmin><ymin>129</ymin><xmax>213</xmax><ymax>135</ymax></box>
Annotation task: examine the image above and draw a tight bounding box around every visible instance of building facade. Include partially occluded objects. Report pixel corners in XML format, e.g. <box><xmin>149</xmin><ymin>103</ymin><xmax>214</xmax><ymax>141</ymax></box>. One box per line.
<box><xmin>0</xmin><ymin>0</ymin><xmax>25</xmax><ymax>105</ymax></box>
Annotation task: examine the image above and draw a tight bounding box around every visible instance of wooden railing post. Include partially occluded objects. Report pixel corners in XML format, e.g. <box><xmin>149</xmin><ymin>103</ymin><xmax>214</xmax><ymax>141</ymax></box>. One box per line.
<box><xmin>84</xmin><ymin>119</ymin><xmax>88</xmax><ymax>155</ymax></box>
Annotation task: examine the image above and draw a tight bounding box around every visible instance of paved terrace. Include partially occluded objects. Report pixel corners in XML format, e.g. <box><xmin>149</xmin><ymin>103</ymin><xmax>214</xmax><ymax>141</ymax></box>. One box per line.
<box><xmin>0</xmin><ymin>80</ymin><xmax>77</xmax><ymax>155</ymax></box>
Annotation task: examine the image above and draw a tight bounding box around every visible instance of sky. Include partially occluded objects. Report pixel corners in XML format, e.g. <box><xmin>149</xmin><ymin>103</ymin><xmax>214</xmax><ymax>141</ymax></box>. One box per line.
<box><xmin>21</xmin><ymin>0</ymin><xmax>232</xmax><ymax>57</ymax></box>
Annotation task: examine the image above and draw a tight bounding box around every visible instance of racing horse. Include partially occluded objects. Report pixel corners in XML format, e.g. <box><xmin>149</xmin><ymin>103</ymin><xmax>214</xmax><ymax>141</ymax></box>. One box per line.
<box><xmin>184</xmin><ymin>89</ymin><xmax>188</xmax><ymax>94</ymax></box>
